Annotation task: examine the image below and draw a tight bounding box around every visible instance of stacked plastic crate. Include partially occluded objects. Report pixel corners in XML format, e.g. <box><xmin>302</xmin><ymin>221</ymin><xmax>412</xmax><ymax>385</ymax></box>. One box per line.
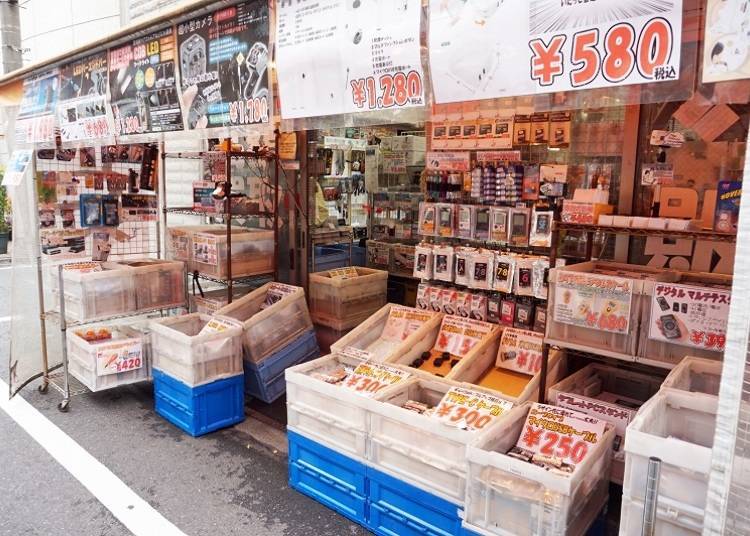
<box><xmin>215</xmin><ymin>283</ymin><xmax>319</xmax><ymax>403</ymax></box>
<box><xmin>150</xmin><ymin>313</ymin><xmax>245</xmax><ymax>436</ymax></box>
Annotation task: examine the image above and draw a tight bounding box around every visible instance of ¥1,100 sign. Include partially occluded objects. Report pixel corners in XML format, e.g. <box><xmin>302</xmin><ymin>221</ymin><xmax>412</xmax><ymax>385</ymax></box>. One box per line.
<box><xmin>429</xmin><ymin>0</ymin><xmax>683</xmax><ymax>104</ymax></box>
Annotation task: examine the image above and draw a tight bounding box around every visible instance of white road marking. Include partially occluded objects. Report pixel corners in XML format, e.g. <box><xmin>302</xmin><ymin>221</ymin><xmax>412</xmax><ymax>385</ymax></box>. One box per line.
<box><xmin>0</xmin><ymin>379</ymin><xmax>187</xmax><ymax>536</ymax></box>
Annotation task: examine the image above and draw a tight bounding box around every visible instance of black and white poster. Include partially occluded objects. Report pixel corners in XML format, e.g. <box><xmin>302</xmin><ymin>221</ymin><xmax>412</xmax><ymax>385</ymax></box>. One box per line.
<box><xmin>108</xmin><ymin>27</ymin><xmax>184</xmax><ymax>136</ymax></box>
<box><xmin>57</xmin><ymin>52</ymin><xmax>112</xmax><ymax>142</ymax></box>
<box><xmin>177</xmin><ymin>1</ymin><xmax>270</xmax><ymax>129</ymax></box>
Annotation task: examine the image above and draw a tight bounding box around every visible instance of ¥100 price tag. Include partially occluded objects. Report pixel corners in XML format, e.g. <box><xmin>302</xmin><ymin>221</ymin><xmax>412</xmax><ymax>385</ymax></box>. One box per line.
<box><xmin>432</xmin><ymin>387</ymin><xmax>513</xmax><ymax>431</ymax></box>
<box><xmin>351</xmin><ymin>70</ymin><xmax>424</xmax><ymax>110</ymax></box>
<box><xmin>342</xmin><ymin>362</ymin><xmax>411</xmax><ymax>397</ymax></box>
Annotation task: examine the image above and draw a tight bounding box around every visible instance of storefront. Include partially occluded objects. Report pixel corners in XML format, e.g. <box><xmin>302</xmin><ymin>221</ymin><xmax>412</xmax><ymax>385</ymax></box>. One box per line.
<box><xmin>2</xmin><ymin>0</ymin><xmax>748</xmax><ymax>534</ymax></box>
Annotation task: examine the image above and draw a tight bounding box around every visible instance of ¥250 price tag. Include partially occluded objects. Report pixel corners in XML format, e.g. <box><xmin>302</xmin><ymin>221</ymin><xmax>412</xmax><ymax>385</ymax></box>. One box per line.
<box><xmin>350</xmin><ymin>70</ymin><xmax>424</xmax><ymax>110</ymax></box>
<box><xmin>432</xmin><ymin>387</ymin><xmax>513</xmax><ymax>431</ymax></box>
<box><xmin>342</xmin><ymin>362</ymin><xmax>411</xmax><ymax>397</ymax></box>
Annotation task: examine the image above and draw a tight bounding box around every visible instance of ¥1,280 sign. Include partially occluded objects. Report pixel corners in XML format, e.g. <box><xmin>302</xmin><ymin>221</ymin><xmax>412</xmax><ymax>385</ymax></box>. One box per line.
<box><xmin>350</xmin><ymin>70</ymin><xmax>423</xmax><ymax>110</ymax></box>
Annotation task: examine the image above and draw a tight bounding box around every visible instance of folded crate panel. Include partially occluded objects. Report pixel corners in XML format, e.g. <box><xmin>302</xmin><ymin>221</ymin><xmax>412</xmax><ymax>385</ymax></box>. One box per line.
<box><xmin>309</xmin><ymin>267</ymin><xmax>388</xmax><ymax>330</ymax></box>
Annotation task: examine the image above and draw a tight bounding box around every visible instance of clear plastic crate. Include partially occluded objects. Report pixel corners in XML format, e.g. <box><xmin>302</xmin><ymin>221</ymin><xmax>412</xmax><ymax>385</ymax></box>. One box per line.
<box><xmin>150</xmin><ymin>313</ymin><xmax>243</xmax><ymax>387</ymax></box>
<box><xmin>309</xmin><ymin>267</ymin><xmax>388</xmax><ymax>330</ymax></box>
<box><xmin>285</xmin><ymin>353</ymin><xmax>400</xmax><ymax>460</ymax></box>
<box><xmin>368</xmin><ymin>376</ymin><xmax>504</xmax><ymax>504</ymax></box>
<box><xmin>547</xmin><ymin>363</ymin><xmax>664</xmax><ymax>484</ymax></box>
<box><xmin>67</xmin><ymin>326</ymin><xmax>152</xmax><ymax>392</ymax></box>
<box><xmin>215</xmin><ymin>283</ymin><xmax>313</xmax><ymax>363</ymax></box>
<box><xmin>190</xmin><ymin>287</ymin><xmax>252</xmax><ymax>315</ymax></box>
<box><xmin>619</xmin><ymin>494</ymin><xmax>703</xmax><ymax>536</ymax></box>
<box><xmin>622</xmin><ymin>390</ymin><xmax>716</xmax><ymax>517</ymax></box>
<box><xmin>330</xmin><ymin>304</ymin><xmax>443</xmax><ymax>363</ymax></box>
<box><xmin>191</xmin><ymin>228</ymin><xmax>275</xmax><ymax>279</ymax></box>
<box><xmin>661</xmin><ymin>356</ymin><xmax>722</xmax><ymax>398</ymax></box>
<box><xmin>114</xmin><ymin>259</ymin><xmax>185</xmax><ymax>310</ymax></box>
<box><xmin>464</xmin><ymin>403</ymin><xmax>615</xmax><ymax>536</ymax></box>
<box><xmin>167</xmin><ymin>225</ymin><xmax>224</xmax><ymax>272</ymax></box>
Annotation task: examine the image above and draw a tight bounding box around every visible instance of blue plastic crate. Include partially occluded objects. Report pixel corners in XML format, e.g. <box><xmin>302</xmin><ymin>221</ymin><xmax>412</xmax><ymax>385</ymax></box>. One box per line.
<box><xmin>367</xmin><ymin>467</ymin><xmax>463</xmax><ymax>536</ymax></box>
<box><xmin>243</xmin><ymin>330</ymin><xmax>319</xmax><ymax>403</ymax></box>
<box><xmin>153</xmin><ymin>369</ymin><xmax>245</xmax><ymax>437</ymax></box>
<box><xmin>288</xmin><ymin>430</ymin><xmax>368</xmax><ymax>526</ymax></box>
<box><xmin>330</xmin><ymin>243</ymin><xmax>366</xmax><ymax>266</ymax></box>
<box><xmin>313</xmin><ymin>246</ymin><xmax>350</xmax><ymax>272</ymax></box>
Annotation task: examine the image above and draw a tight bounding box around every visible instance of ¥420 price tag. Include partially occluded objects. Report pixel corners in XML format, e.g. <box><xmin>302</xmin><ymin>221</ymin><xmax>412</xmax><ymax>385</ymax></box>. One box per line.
<box><xmin>342</xmin><ymin>362</ymin><xmax>411</xmax><ymax>397</ymax></box>
<box><xmin>432</xmin><ymin>386</ymin><xmax>513</xmax><ymax>431</ymax></box>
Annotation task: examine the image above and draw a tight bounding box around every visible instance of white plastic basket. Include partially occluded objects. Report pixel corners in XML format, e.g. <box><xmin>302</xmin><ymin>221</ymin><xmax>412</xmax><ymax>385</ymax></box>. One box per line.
<box><xmin>330</xmin><ymin>304</ymin><xmax>443</xmax><ymax>363</ymax></box>
<box><xmin>51</xmin><ymin>262</ymin><xmax>136</xmax><ymax>322</ymax></box>
<box><xmin>308</xmin><ymin>267</ymin><xmax>388</xmax><ymax>330</ymax></box>
<box><xmin>619</xmin><ymin>494</ymin><xmax>704</xmax><ymax>536</ymax></box>
<box><xmin>114</xmin><ymin>259</ymin><xmax>185</xmax><ymax>311</ymax></box>
<box><xmin>150</xmin><ymin>313</ymin><xmax>243</xmax><ymax>387</ymax></box>
<box><xmin>464</xmin><ymin>403</ymin><xmax>615</xmax><ymax>536</ymax></box>
<box><xmin>661</xmin><ymin>356</ymin><xmax>722</xmax><ymax>399</ymax></box>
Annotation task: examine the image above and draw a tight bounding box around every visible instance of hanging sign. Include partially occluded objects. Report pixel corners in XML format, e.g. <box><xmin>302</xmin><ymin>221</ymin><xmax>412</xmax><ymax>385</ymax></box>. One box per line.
<box><xmin>647</xmin><ymin>282</ymin><xmax>730</xmax><ymax>352</ymax></box>
<box><xmin>177</xmin><ymin>1</ymin><xmax>270</xmax><ymax>129</ymax></box>
<box><xmin>432</xmin><ymin>386</ymin><xmax>514</xmax><ymax>431</ymax></box>
<box><xmin>2</xmin><ymin>150</ymin><xmax>33</xmax><ymax>186</ymax></box>
<box><xmin>57</xmin><ymin>52</ymin><xmax>112</xmax><ymax>142</ymax></box>
<box><xmin>426</xmin><ymin>152</ymin><xmax>470</xmax><ymax>171</ymax></box>
<box><xmin>16</xmin><ymin>69</ymin><xmax>60</xmax><ymax>144</ymax></box>
<box><xmin>276</xmin><ymin>0</ymin><xmax>425</xmax><ymax>119</ymax></box>
<box><xmin>428</xmin><ymin>0</ymin><xmax>683</xmax><ymax>104</ymax></box>
<box><xmin>703</xmin><ymin>0</ymin><xmax>750</xmax><ymax>83</ymax></box>
<box><xmin>553</xmin><ymin>271</ymin><xmax>633</xmax><ymax>334</ymax></box>
<box><xmin>108</xmin><ymin>27</ymin><xmax>184</xmax><ymax>136</ymax></box>
<box><xmin>341</xmin><ymin>361</ymin><xmax>411</xmax><ymax>397</ymax></box>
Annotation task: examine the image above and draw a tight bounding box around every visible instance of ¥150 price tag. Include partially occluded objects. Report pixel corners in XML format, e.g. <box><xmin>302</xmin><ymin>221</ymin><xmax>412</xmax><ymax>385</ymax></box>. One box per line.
<box><xmin>351</xmin><ymin>70</ymin><xmax>424</xmax><ymax>110</ymax></box>
<box><xmin>432</xmin><ymin>386</ymin><xmax>513</xmax><ymax>431</ymax></box>
<box><xmin>342</xmin><ymin>362</ymin><xmax>411</xmax><ymax>397</ymax></box>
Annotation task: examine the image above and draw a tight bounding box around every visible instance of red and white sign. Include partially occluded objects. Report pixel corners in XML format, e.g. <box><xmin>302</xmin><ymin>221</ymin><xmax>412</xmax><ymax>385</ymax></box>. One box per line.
<box><xmin>496</xmin><ymin>328</ymin><xmax>544</xmax><ymax>375</ymax></box>
<box><xmin>381</xmin><ymin>306</ymin><xmax>435</xmax><ymax>342</ymax></box>
<box><xmin>426</xmin><ymin>151</ymin><xmax>471</xmax><ymax>172</ymax></box>
<box><xmin>96</xmin><ymin>339</ymin><xmax>143</xmax><ymax>376</ymax></box>
<box><xmin>342</xmin><ymin>362</ymin><xmax>411</xmax><ymax>397</ymax></box>
<box><xmin>476</xmin><ymin>151</ymin><xmax>522</xmax><ymax>163</ymax></box>
<box><xmin>434</xmin><ymin>316</ymin><xmax>495</xmax><ymax>357</ymax></box>
<box><xmin>516</xmin><ymin>403</ymin><xmax>607</xmax><ymax>468</ymax></box>
<box><xmin>432</xmin><ymin>386</ymin><xmax>513</xmax><ymax>431</ymax></box>
<box><xmin>553</xmin><ymin>271</ymin><xmax>633</xmax><ymax>334</ymax></box>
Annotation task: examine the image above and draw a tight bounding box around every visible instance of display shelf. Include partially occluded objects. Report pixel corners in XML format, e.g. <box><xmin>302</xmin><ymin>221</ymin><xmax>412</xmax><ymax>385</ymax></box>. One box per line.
<box><xmin>162</xmin><ymin>150</ymin><xmax>274</xmax><ymax>161</ymax></box>
<box><xmin>165</xmin><ymin>207</ymin><xmax>274</xmax><ymax>219</ymax></box>
<box><xmin>44</xmin><ymin>304</ymin><xmax>183</xmax><ymax>328</ymax></box>
<box><xmin>554</xmin><ymin>222</ymin><xmax>737</xmax><ymax>243</ymax></box>
<box><xmin>545</xmin><ymin>339</ymin><xmax>676</xmax><ymax>371</ymax></box>
<box><xmin>418</xmin><ymin>234</ymin><xmax>551</xmax><ymax>256</ymax></box>
<box><xmin>191</xmin><ymin>271</ymin><xmax>274</xmax><ymax>287</ymax></box>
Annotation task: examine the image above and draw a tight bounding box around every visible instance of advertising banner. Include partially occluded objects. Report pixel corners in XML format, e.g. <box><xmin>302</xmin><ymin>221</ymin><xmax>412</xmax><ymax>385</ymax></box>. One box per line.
<box><xmin>177</xmin><ymin>1</ymin><xmax>270</xmax><ymax>129</ymax></box>
<box><xmin>16</xmin><ymin>69</ymin><xmax>60</xmax><ymax>144</ymax></box>
<box><xmin>553</xmin><ymin>271</ymin><xmax>633</xmax><ymax>334</ymax></box>
<box><xmin>108</xmin><ymin>27</ymin><xmax>184</xmax><ymax>136</ymax></box>
<box><xmin>57</xmin><ymin>52</ymin><xmax>112</xmax><ymax>142</ymax></box>
<box><xmin>648</xmin><ymin>282</ymin><xmax>730</xmax><ymax>352</ymax></box>
<box><xmin>429</xmin><ymin>0</ymin><xmax>683</xmax><ymax>103</ymax></box>
<box><xmin>703</xmin><ymin>0</ymin><xmax>750</xmax><ymax>83</ymax></box>
<box><xmin>276</xmin><ymin>0</ymin><xmax>425</xmax><ymax>119</ymax></box>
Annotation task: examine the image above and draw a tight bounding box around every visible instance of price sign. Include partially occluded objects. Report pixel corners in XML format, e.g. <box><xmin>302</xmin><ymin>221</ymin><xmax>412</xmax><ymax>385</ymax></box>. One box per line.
<box><xmin>96</xmin><ymin>339</ymin><xmax>143</xmax><ymax>376</ymax></box>
<box><xmin>435</xmin><ymin>316</ymin><xmax>495</xmax><ymax>357</ymax></box>
<box><xmin>381</xmin><ymin>305</ymin><xmax>435</xmax><ymax>342</ymax></box>
<box><xmin>516</xmin><ymin>403</ymin><xmax>607</xmax><ymax>468</ymax></box>
<box><xmin>553</xmin><ymin>271</ymin><xmax>632</xmax><ymax>334</ymax></box>
<box><xmin>198</xmin><ymin>317</ymin><xmax>237</xmax><ymax>336</ymax></box>
<box><xmin>432</xmin><ymin>386</ymin><xmax>513</xmax><ymax>431</ymax></box>
<box><xmin>342</xmin><ymin>362</ymin><xmax>411</xmax><ymax>397</ymax></box>
<box><xmin>351</xmin><ymin>71</ymin><xmax>424</xmax><ymax>110</ymax></box>
<box><xmin>328</xmin><ymin>267</ymin><xmax>359</xmax><ymax>280</ymax></box>
<box><xmin>496</xmin><ymin>328</ymin><xmax>544</xmax><ymax>375</ymax></box>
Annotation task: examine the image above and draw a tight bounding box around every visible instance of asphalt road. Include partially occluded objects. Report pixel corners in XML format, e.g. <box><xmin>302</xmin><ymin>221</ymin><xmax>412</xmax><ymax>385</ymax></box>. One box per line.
<box><xmin>0</xmin><ymin>261</ymin><xmax>368</xmax><ymax>536</ymax></box>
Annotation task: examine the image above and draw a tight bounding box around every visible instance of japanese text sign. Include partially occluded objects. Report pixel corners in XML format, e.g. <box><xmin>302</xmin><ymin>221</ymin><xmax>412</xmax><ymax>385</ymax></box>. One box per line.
<box><xmin>497</xmin><ymin>328</ymin><xmax>544</xmax><ymax>375</ymax></box>
<box><xmin>96</xmin><ymin>339</ymin><xmax>143</xmax><ymax>377</ymax></box>
<box><xmin>342</xmin><ymin>362</ymin><xmax>410</xmax><ymax>397</ymax></box>
<box><xmin>435</xmin><ymin>316</ymin><xmax>495</xmax><ymax>357</ymax></box>
<box><xmin>553</xmin><ymin>271</ymin><xmax>633</xmax><ymax>334</ymax></box>
<box><xmin>432</xmin><ymin>386</ymin><xmax>513</xmax><ymax>431</ymax></box>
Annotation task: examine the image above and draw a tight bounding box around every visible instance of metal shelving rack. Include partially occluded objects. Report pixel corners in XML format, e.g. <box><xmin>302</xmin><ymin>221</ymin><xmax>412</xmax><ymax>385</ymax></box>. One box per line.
<box><xmin>161</xmin><ymin>136</ymin><xmax>280</xmax><ymax>305</ymax></box>
<box><xmin>536</xmin><ymin>220</ymin><xmax>738</xmax><ymax>402</ymax></box>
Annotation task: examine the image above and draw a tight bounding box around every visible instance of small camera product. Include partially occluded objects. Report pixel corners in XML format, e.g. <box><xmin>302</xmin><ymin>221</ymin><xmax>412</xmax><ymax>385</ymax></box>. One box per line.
<box><xmin>661</xmin><ymin>314</ymin><xmax>682</xmax><ymax>339</ymax></box>
<box><xmin>656</xmin><ymin>296</ymin><xmax>670</xmax><ymax>311</ymax></box>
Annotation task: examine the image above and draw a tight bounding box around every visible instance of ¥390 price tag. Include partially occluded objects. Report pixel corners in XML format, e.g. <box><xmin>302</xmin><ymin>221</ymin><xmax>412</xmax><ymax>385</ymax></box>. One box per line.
<box><xmin>342</xmin><ymin>362</ymin><xmax>411</xmax><ymax>397</ymax></box>
<box><xmin>432</xmin><ymin>386</ymin><xmax>513</xmax><ymax>431</ymax></box>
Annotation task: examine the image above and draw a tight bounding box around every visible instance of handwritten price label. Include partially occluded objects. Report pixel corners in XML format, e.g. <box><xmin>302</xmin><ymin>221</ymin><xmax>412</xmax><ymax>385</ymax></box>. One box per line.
<box><xmin>342</xmin><ymin>362</ymin><xmax>410</xmax><ymax>397</ymax></box>
<box><xmin>432</xmin><ymin>387</ymin><xmax>513</xmax><ymax>431</ymax></box>
<box><xmin>351</xmin><ymin>70</ymin><xmax>424</xmax><ymax>110</ymax></box>
<box><xmin>497</xmin><ymin>328</ymin><xmax>544</xmax><ymax>375</ymax></box>
<box><xmin>96</xmin><ymin>339</ymin><xmax>143</xmax><ymax>377</ymax></box>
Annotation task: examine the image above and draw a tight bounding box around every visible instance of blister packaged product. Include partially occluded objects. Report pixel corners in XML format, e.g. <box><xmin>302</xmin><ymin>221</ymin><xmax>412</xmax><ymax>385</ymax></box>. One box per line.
<box><xmin>509</xmin><ymin>206</ymin><xmax>530</xmax><ymax>246</ymax></box>
<box><xmin>436</xmin><ymin>203</ymin><xmax>455</xmax><ymax>238</ymax></box>
<box><xmin>533</xmin><ymin>306</ymin><xmax>547</xmax><ymax>334</ymax></box>
<box><xmin>416</xmin><ymin>282</ymin><xmax>430</xmax><ymax>310</ymax></box>
<box><xmin>433</xmin><ymin>245</ymin><xmax>455</xmax><ymax>283</ymax></box>
<box><xmin>500</xmin><ymin>296</ymin><xmax>516</xmax><ymax>326</ymax></box>
<box><xmin>470</xmin><ymin>293</ymin><xmax>488</xmax><ymax>322</ymax></box>
<box><xmin>454</xmin><ymin>247</ymin><xmax>475</xmax><ymax>287</ymax></box>
<box><xmin>413</xmin><ymin>244</ymin><xmax>434</xmax><ymax>280</ymax></box>
<box><xmin>490</xmin><ymin>206</ymin><xmax>509</xmax><ymax>242</ymax></box>
<box><xmin>514</xmin><ymin>257</ymin><xmax>535</xmax><ymax>296</ymax></box>
<box><xmin>418</xmin><ymin>202</ymin><xmax>436</xmax><ymax>236</ymax></box>
<box><xmin>441</xmin><ymin>288</ymin><xmax>459</xmax><ymax>315</ymax></box>
<box><xmin>457</xmin><ymin>204</ymin><xmax>475</xmax><ymax>239</ymax></box>
<box><xmin>428</xmin><ymin>285</ymin><xmax>444</xmax><ymax>313</ymax></box>
<box><xmin>492</xmin><ymin>253</ymin><xmax>516</xmax><ymax>293</ymax></box>
<box><xmin>456</xmin><ymin>291</ymin><xmax>472</xmax><ymax>318</ymax></box>
<box><xmin>487</xmin><ymin>293</ymin><xmax>501</xmax><ymax>323</ymax></box>
<box><xmin>469</xmin><ymin>249</ymin><xmax>495</xmax><ymax>290</ymax></box>
<box><xmin>532</xmin><ymin>257</ymin><xmax>550</xmax><ymax>300</ymax></box>
<box><xmin>475</xmin><ymin>206</ymin><xmax>491</xmax><ymax>240</ymax></box>
<box><xmin>514</xmin><ymin>300</ymin><xmax>535</xmax><ymax>329</ymax></box>
<box><xmin>529</xmin><ymin>209</ymin><xmax>553</xmax><ymax>247</ymax></box>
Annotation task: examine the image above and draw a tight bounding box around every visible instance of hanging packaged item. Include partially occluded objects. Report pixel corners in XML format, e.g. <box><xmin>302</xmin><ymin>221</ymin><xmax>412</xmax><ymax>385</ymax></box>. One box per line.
<box><xmin>413</xmin><ymin>243</ymin><xmax>434</xmax><ymax>280</ymax></box>
<box><xmin>530</xmin><ymin>209</ymin><xmax>553</xmax><ymax>247</ymax></box>
<box><xmin>80</xmin><ymin>194</ymin><xmax>103</xmax><ymax>227</ymax></box>
<box><xmin>509</xmin><ymin>207</ymin><xmax>531</xmax><ymax>246</ymax></box>
<box><xmin>531</xmin><ymin>113</ymin><xmax>550</xmax><ymax>144</ymax></box>
<box><xmin>515</xmin><ymin>257</ymin><xmax>536</xmax><ymax>297</ymax></box>
<box><xmin>433</xmin><ymin>245</ymin><xmax>455</xmax><ymax>283</ymax></box>
<box><xmin>514</xmin><ymin>299</ymin><xmax>536</xmax><ymax>330</ymax></box>
<box><xmin>474</xmin><ymin>206</ymin><xmax>491</xmax><ymax>240</ymax></box>
<box><xmin>514</xmin><ymin>115</ymin><xmax>531</xmax><ymax>145</ymax></box>
<box><xmin>550</xmin><ymin>112</ymin><xmax>572</xmax><ymax>148</ymax></box>
<box><xmin>533</xmin><ymin>307</ymin><xmax>547</xmax><ymax>334</ymax></box>
<box><xmin>533</xmin><ymin>257</ymin><xmax>550</xmax><ymax>300</ymax></box>
<box><xmin>490</xmin><ymin>207</ymin><xmax>510</xmax><ymax>242</ymax></box>
<box><xmin>500</xmin><ymin>296</ymin><xmax>516</xmax><ymax>327</ymax></box>
<box><xmin>487</xmin><ymin>293</ymin><xmax>501</xmax><ymax>324</ymax></box>
<box><xmin>468</xmin><ymin>249</ymin><xmax>495</xmax><ymax>290</ymax></box>
<box><xmin>428</xmin><ymin>285</ymin><xmax>444</xmax><ymax>313</ymax></box>
<box><xmin>454</xmin><ymin>247</ymin><xmax>475</xmax><ymax>287</ymax></box>
<box><xmin>441</xmin><ymin>287</ymin><xmax>459</xmax><ymax>315</ymax></box>
<box><xmin>436</xmin><ymin>203</ymin><xmax>455</xmax><ymax>238</ymax></box>
<box><xmin>418</xmin><ymin>202</ymin><xmax>436</xmax><ymax>236</ymax></box>
<box><xmin>481</xmin><ymin>163</ymin><xmax>496</xmax><ymax>205</ymax></box>
<box><xmin>522</xmin><ymin>165</ymin><xmax>540</xmax><ymax>201</ymax></box>
<box><xmin>470</xmin><ymin>293</ymin><xmax>488</xmax><ymax>322</ymax></box>
<box><xmin>456</xmin><ymin>291</ymin><xmax>472</xmax><ymax>318</ymax></box>
<box><xmin>457</xmin><ymin>204</ymin><xmax>476</xmax><ymax>239</ymax></box>
<box><xmin>493</xmin><ymin>253</ymin><xmax>516</xmax><ymax>293</ymax></box>
<box><xmin>416</xmin><ymin>282</ymin><xmax>430</xmax><ymax>310</ymax></box>
<box><xmin>470</xmin><ymin>164</ymin><xmax>482</xmax><ymax>201</ymax></box>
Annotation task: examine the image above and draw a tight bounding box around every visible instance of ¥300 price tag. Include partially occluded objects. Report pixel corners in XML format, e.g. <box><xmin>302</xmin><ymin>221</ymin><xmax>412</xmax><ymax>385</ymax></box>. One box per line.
<box><xmin>342</xmin><ymin>362</ymin><xmax>411</xmax><ymax>397</ymax></box>
<box><xmin>432</xmin><ymin>387</ymin><xmax>513</xmax><ymax>431</ymax></box>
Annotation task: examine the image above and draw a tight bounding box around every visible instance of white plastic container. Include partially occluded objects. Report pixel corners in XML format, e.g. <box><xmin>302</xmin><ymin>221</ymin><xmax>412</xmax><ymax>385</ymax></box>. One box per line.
<box><xmin>621</xmin><ymin>390</ymin><xmax>717</xmax><ymax>534</ymax></box>
<box><xmin>67</xmin><ymin>326</ymin><xmax>152</xmax><ymax>392</ymax></box>
<box><xmin>368</xmin><ymin>376</ymin><xmax>505</xmax><ymax>504</ymax></box>
<box><xmin>114</xmin><ymin>259</ymin><xmax>185</xmax><ymax>311</ymax></box>
<box><xmin>150</xmin><ymin>313</ymin><xmax>243</xmax><ymax>386</ymax></box>
<box><xmin>215</xmin><ymin>282</ymin><xmax>313</xmax><ymax>363</ymax></box>
<box><xmin>309</xmin><ymin>267</ymin><xmax>388</xmax><ymax>330</ymax></box>
<box><xmin>619</xmin><ymin>494</ymin><xmax>704</xmax><ymax>535</ymax></box>
<box><xmin>167</xmin><ymin>225</ymin><xmax>224</xmax><ymax>272</ymax></box>
<box><xmin>190</xmin><ymin>287</ymin><xmax>252</xmax><ymax>315</ymax></box>
<box><xmin>53</xmin><ymin>262</ymin><xmax>136</xmax><ymax>323</ymax></box>
<box><xmin>285</xmin><ymin>353</ymin><xmax>401</xmax><ymax>460</ymax></box>
<box><xmin>192</xmin><ymin>228</ymin><xmax>275</xmax><ymax>279</ymax></box>
<box><xmin>330</xmin><ymin>304</ymin><xmax>443</xmax><ymax>363</ymax></box>
<box><xmin>661</xmin><ymin>356</ymin><xmax>722</xmax><ymax>398</ymax></box>
<box><xmin>464</xmin><ymin>403</ymin><xmax>615</xmax><ymax>536</ymax></box>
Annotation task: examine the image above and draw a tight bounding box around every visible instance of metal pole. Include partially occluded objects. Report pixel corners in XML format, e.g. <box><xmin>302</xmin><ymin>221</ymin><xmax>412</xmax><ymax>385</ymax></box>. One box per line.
<box><xmin>57</xmin><ymin>265</ymin><xmax>70</xmax><ymax>412</ymax></box>
<box><xmin>274</xmin><ymin>130</ymin><xmax>280</xmax><ymax>281</ymax></box>
<box><xmin>0</xmin><ymin>1</ymin><xmax>22</xmax><ymax>75</ymax></box>
<box><xmin>225</xmin><ymin>138</ymin><xmax>233</xmax><ymax>303</ymax></box>
<box><xmin>158</xmin><ymin>140</ymin><xmax>166</xmax><ymax>260</ymax></box>
<box><xmin>641</xmin><ymin>456</ymin><xmax>662</xmax><ymax>536</ymax></box>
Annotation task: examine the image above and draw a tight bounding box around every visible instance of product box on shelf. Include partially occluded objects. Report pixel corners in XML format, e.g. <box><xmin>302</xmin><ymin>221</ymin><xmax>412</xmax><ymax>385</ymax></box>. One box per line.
<box><xmin>191</xmin><ymin>228</ymin><xmax>274</xmax><ymax>279</ymax></box>
<box><xmin>216</xmin><ymin>282</ymin><xmax>313</xmax><ymax>364</ymax></box>
<box><xmin>620</xmin><ymin>389</ymin><xmax>719</xmax><ymax>536</ymax></box>
<box><xmin>463</xmin><ymin>403</ymin><xmax>615</xmax><ymax>536</ymax></box>
<box><xmin>67</xmin><ymin>325</ymin><xmax>152</xmax><ymax>392</ymax></box>
<box><xmin>167</xmin><ymin>225</ymin><xmax>225</xmax><ymax>272</ymax></box>
<box><xmin>330</xmin><ymin>304</ymin><xmax>442</xmax><ymax>363</ymax></box>
<box><xmin>150</xmin><ymin>313</ymin><xmax>243</xmax><ymax>387</ymax></box>
<box><xmin>547</xmin><ymin>363</ymin><xmax>664</xmax><ymax>484</ymax></box>
<box><xmin>661</xmin><ymin>356</ymin><xmax>722</xmax><ymax>399</ymax></box>
<box><xmin>114</xmin><ymin>259</ymin><xmax>185</xmax><ymax>311</ymax></box>
<box><xmin>366</xmin><ymin>240</ymin><xmax>391</xmax><ymax>269</ymax></box>
<box><xmin>190</xmin><ymin>287</ymin><xmax>252</xmax><ymax>314</ymax></box>
<box><xmin>308</xmin><ymin>267</ymin><xmax>388</xmax><ymax>330</ymax></box>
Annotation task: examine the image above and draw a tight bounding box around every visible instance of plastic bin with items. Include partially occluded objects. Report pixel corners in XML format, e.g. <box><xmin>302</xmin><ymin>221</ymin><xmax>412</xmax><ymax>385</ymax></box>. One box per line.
<box><xmin>191</xmin><ymin>228</ymin><xmax>274</xmax><ymax>279</ymax></box>
<box><xmin>114</xmin><ymin>258</ymin><xmax>185</xmax><ymax>310</ymax></box>
<box><xmin>308</xmin><ymin>267</ymin><xmax>388</xmax><ymax>330</ymax></box>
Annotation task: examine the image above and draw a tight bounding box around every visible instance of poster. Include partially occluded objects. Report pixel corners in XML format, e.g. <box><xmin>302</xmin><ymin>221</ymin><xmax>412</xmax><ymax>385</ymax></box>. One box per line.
<box><xmin>703</xmin><ymin>0</ymin><xmax>750</xmax><ymax>83</ymax></box>
<box><xmin>193</xmin><ymin>234</ymin><xmax>219</xmax><ymax>265</ymax></box>
<box><xmin>648</xmin><ymin>282</ymin><xmax>730</xmax><ymax>352</ymax></box>
<box><xmin>57</xmin><ymin>52</ymin><xmax>112</xmax><ymax>142</ymax></box>
<box><xmin>108</xmin><ymin>27</ymin><xmax>184</xmax><ymax>136</ymax></box>
<box><xmin>2</xmin><ymin>150</ymin><xmax>33</xmax><ymax>187</ymax></box>
<box><xmin>276</xmin><ymin>0</ymin><xmax>425</xmax><ymax>119</ymax></box>
<box><xmin>496</xmin><ymin>328</ymin><xmax>544</xmax><ymax>375</ymax></box>
<box><xmin>432</xmin><ymin>386</ymin><xmax>513</xmax><ymax>431</ymax></box>
<box><xmin>641</xmin><ymin>163</ymin><xmax>674</xmax><ymax>186</ymax></box>
<box><xmin>16</xmin><ymin>69</ymin><xmax>60</xmax><ymax>144</ymax></box>
<box><xmin>177</xmin><ymin>1</ymin><xmax>270</xmax><ymax>129</ymax></box>
<box><xmin>553</xmin><ymin>271</ymin><xmax>633</xmax><ymax>334</ymax></box>
<box><xmin>429</xmin><ymin>0</ymin><xmax>683</xmax><ymax>103</ymax></box>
